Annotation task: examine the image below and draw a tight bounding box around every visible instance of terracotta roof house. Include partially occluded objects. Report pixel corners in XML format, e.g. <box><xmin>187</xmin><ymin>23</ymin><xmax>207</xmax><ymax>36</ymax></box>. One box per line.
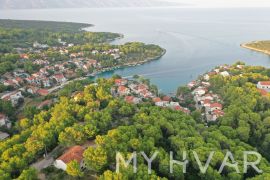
<box><xmin>37</xmin><ymin>89</ymin><xmax>49</xmax><ymax>96</ymax></box>
<box><xmin>257</xmin><ymin>81</ymin><xmax>270</xmax><ymax>92</ymax></box>
<box><xmin>53</xmin><ymin>74</ymin><xmax>67</xmax><ymax>84</ymax></box>
<box><xmin>115</xmin><ymin>79</ymin><xmax>128</xmax><ymax>86</ymax></box>
<box><xmin>210</xmin><ymin>103</ymin><xmax>223</xmax><ymax>111</ymax></box>
<box><xmin>54</xmin><ymin>146</ymin><xmax>85</xmax><ymax>171</ymax></box>
<box><xmin>152</xmin><ymin>97</ymin><xmax>162</xmax><ymax>103</ymax></box>
<box><xmin>125</xmin><ymin>96</ymin><xmax>141</xmax><ymax>104</ymax></box>
<box><xmin>118</xmin><ymin>86</ymin><xmax>130</xmax><ymax>96</ymax></box>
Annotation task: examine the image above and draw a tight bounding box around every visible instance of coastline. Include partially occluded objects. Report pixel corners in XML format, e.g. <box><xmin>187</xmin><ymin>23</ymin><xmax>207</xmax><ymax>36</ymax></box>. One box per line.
<box><xmin>48</xmin><ymin>48</ymin><xmax>166</xmax><ymax>93</ymax></box>
<box><xmin>90</xmin><ymin>48</ymin><xmax>166</xmax><ymax>77</ymax></box>
<box><xmin>241</xmin><ymin>42</ymin><xmax>270</xmax><ymax>56</ymax></box>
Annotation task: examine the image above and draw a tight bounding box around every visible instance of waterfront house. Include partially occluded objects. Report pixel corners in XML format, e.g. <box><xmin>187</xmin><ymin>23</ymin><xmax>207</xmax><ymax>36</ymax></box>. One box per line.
<box><xmin>54</xmin><ymin>146</ymin><xmax>85</xmax><ymax>171</ymax></box>
<box><xmin>192</xmin><ymin>87</ymin><xmax>207</xmax><ymax>96</ymax></box>
<box><xmin>220</xmin><ymin>71</ymin><xmax>230</xmax><ymax>77</ymax></box>
<box><xmin>187</xmin><ymin>81</ymin><xmax>196</xmax><ymax>89</ymax></box>
<box><xmin>204</xmin><ymin>74</ymin><xmax>210</xmax><ymax>81</ymax></box>
<box><xmin>115</xmin><ymin>79</ymin><xmax>128</xmax><ymax>86</ymax></box>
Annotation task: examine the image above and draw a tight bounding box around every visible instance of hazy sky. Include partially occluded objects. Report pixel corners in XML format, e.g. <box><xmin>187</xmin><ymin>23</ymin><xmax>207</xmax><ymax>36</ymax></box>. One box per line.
<box><xmin>166</xmin><ymin>0</ymin><xmax>270</xmax><ymax>7</ymax></box>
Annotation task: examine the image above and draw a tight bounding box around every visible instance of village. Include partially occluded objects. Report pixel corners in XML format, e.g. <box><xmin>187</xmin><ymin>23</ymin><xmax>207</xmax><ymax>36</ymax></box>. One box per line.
<box><xmin>2</xmin><ymin>62</ymin><xmax>270</xmax><ymax>177</ymax></box>
<box><xmin>0</xmin><ymin>40</ymin><xmax>124</xmax><ymax>136</ymax></box>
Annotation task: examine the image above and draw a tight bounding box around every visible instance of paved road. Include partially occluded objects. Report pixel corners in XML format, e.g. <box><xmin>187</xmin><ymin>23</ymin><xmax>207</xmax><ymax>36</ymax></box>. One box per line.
<box><xmin>31</xmin><ymin>156</ymin><xmax>54</xmax><ymax>171</ymax></box>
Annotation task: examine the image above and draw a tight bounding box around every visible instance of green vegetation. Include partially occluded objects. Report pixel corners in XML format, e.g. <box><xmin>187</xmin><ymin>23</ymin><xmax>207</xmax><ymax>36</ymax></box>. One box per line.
<box><xmin>0</xmin><ymin>19</ymin><xmax>164</xmax><ymax>76</ymax></box>
<box><xmin>209</xmin><ymin>62</ymin><xmax>270</xmax><ymax>163</ymax></box>
<box><xmin>242</xmin><ymin>40</ymin><xmax>270</xmax><ymax>54</ymax></box>
<box><xmin>0</xmin><ymin>19</ymin><xmax>92</xmax><ymax>32</ymax></box>
<box><xmin>1</xmin><ymin>69</ymin><xmax>270</xmax><ymax>179</ymax></box>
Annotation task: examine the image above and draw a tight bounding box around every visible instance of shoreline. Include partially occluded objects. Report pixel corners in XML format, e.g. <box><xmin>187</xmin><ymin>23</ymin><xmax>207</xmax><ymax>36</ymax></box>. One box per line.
<box><xmin>90</xmin><ymin>48</ymin><xmax>166</xmax><ymax>77</ymax></box>
<box><xmin>48</xmin><ymin>48</ymin><xmax>166</xmax><ymax>93</ymax></box>
<box><xmin>240</xmin><ymin>42</ymin><xmax>270</xmax><ymax>56</ymax></box>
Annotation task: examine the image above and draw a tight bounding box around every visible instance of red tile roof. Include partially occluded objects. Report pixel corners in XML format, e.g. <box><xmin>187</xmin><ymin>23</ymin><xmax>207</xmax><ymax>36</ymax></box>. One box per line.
<box><xmin>162</xmin><ymin>96</ymin><xmax>171</xmax><ymax>101</ymax></box>
<box><xmin>213</xmin><ymin>109</ymin><xmax>225</xmax><ymax>116</ymax></box>
<box><xmin>125</xmin><ymin>96</ymin><xmax>134</xmax><ymax>103</ymax></box>
<box><xmin>259</xmin><ymin>81</ymin><xmax>270</xmax><ymax>86</ymax></box>
<box><xmin>210</xmin><ymin>103</ymin><xmax>222</xmax><ymax>109</ymax></box>
<box><xmin>37</xmin><ymin>89</ymin><xmax>49</xmax><ymax>96</ymax></box>
<box><xmin>118</xmin><ymin>86</ymin><xmax>128</xmax><ymax>92</ymax></box>
<box><xmin>152</xmin><ymin>97</ymin><xmax>162</xmax><ymax>103</ymax></box>
<box><xmin>115</xmin><ymin>79</ymin><xmax>127</xmax><ymax>85</ymax></box>
<box><xmin>57</xmin><ymin>146</ymin><xmax>84</xmax><ymax>164</ymax></box>
<box><xmin>203</xmin><ymin>99</ymin><xmax>211</xmax><ymax>105</ymax></box>
<box><xmin>54</xmin><ymin>74</ymin><xmax>65</xmax><ymax>79</ymax></box>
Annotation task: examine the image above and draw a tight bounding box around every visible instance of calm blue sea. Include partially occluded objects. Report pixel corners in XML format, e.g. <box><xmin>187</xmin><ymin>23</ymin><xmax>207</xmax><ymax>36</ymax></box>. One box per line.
<box><xmin>1</xmin><ymin>7</ymin><xmax>270</xmax><ymax>93</ymax></box>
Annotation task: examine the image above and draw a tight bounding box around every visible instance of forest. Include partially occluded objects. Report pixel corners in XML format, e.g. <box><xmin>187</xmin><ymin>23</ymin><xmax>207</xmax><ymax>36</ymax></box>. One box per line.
<box><xmin>1</xmin><ymin>67</ymin><xmax>270</xmax><ymax>179</ymax></box>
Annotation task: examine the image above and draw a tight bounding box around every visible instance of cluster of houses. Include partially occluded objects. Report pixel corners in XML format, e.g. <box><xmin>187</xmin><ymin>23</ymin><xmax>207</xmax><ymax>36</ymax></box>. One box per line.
<box><xmin>1</xmin><ymin>43</ymin><xmax>124</xmax><ymax>106</ymax></box>
<box><xmin>188</xmin><ymin>65</ymin><xmax>232</xmax><ymax>122</ymax></box>
<box><xmin>112</xmin><ymin>78</ymin><xmax>190</xmax><ymax>114</ymax></box>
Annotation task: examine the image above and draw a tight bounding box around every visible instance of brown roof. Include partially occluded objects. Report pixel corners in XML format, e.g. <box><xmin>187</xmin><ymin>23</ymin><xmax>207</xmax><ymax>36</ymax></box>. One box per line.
<box><xmin>125</xmin><ymin>96</ymin><xmax>134</xmax><ymax>103</ymax></box>
<box><xmin>152</xmin><ymin>97</ymin><xmax>162</xmax><ymax>103</ymax></box>
<box><xmin>162</xmin><ymin>96</ymin><xmax>171</xmax><ymax>101</ymax></box>
<box><xmin>57</xmin><ymin>146</ymin><xmax>84</xmax><ymax>164</ymax></box>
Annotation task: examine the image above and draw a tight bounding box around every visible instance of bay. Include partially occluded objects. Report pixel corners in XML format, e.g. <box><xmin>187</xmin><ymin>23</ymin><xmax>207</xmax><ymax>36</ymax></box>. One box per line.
<box><xmin>1</xmin><ymin>7</ymin><xmax>270</xmax><ymax>93</ymax></box>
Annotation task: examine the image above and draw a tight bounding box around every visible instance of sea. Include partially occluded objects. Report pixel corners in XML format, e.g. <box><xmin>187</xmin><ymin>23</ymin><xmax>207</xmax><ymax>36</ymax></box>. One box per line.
<box><xmin>1</xmin><ymin>7</ymin><xmax>270</xmax><ymax>93</ymax></box>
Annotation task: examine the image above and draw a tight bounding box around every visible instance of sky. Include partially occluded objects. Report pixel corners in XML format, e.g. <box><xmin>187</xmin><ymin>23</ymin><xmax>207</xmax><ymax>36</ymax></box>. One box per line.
<box><xmin>165</xmin><ymin>0</ymin><xmax>270</xmax><ymax>7</ymax></box>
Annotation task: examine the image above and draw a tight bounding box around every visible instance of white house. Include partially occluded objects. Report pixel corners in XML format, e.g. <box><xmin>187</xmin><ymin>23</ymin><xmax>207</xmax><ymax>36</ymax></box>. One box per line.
<box><xmin>54</xmin><ymin>146</ymin><xmax>85</xmax><ymax>171</ymax></box>
<box><xmin>192</xmin><ymin>87</ymin><xmax>207</xmax><ymax>96</ymax></box>
<box><xmin>220</xmin><ymin>71</ymin><xmax>230</xmax><ymax>77</ymax></box>
<box><xmin>204</xmin><ymin>74</ymin><xmax>210</xmax><ymax>81</ymax></box>
<box><xmin>1</xmin><ymin>91</ymin><xmax>24</xmax><ymax>107</ymax></box>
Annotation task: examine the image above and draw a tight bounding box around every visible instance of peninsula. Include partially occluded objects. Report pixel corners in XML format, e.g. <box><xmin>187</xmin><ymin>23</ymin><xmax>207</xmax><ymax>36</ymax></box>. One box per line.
<box><xmin>241</xmin><ymin>40</ymin><xmax>270</xmax><ymax>55</ymax></box>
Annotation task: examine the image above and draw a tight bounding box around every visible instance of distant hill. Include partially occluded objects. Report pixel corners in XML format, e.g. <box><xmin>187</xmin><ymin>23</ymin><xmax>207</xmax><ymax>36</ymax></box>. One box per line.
<box><xmin>0</xmin><ymin>0</ymin><xmax>185</xmax><ymax>9</ymax></box>
<box><xmin>0</xmin><ymin>19</ymin><xmax>92</xmax><ymax>32</ymax></box>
